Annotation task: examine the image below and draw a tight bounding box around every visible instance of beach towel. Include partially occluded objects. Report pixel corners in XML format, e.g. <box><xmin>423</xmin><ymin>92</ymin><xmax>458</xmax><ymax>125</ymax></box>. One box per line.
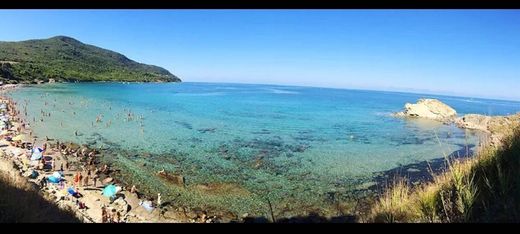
<box><xmin>139</xmin><ymin>200</ymin><xmax>154</xmax><ymax>212</ymax></box>
<box><xmin>12</xmin><ymin>134</ymin><xmax>25</xmax><ymax>141</ymax></box>
<box><xmin>102</xmin><ymin>184</ymin><xmax>117</xmax><ymax>198</ymax></box>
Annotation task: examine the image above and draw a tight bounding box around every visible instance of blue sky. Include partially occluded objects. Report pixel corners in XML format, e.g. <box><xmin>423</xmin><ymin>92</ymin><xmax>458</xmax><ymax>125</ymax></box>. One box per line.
<box><xmin>0</xmin><ymin>10</ymin><xmax>519</xmax><ymax>100</ymax></box>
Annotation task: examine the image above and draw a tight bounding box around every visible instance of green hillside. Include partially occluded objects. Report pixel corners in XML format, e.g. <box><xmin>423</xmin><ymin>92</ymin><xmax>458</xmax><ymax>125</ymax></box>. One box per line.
<box><xmin>0</xmin><ymin>36</ymin><xmax>181</xmax><ymax>83</ymax></box>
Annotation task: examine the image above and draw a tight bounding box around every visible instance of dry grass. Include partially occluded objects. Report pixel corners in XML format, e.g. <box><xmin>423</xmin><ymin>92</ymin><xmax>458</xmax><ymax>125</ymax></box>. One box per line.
<box><xmin>368</xmin><ymin>124</ymin><xmax>520</xmax><ymax>223</ymax></box>
<box><xmin>0</xmin><ymin>170</ymin><xmax>80</xmax><ymax>223</ymax></box>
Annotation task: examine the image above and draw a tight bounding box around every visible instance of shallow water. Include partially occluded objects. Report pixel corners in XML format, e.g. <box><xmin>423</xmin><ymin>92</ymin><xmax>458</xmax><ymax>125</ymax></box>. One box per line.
<box><xmin>7</xmin><ymin>82</ymin><xmax>520</xmax><ymax>218</ymax></box>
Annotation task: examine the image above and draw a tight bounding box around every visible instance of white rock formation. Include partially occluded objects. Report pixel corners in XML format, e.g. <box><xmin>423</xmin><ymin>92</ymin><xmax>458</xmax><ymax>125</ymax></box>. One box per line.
<box><xmin>455</xmin><ymin>114</ymin><xmax>492</xmax><ymax>132</ymax></box>
<box><xmin>394</xmin><ymin>98</ymin><xmax>457</xmax><ymax>122</ymax></box>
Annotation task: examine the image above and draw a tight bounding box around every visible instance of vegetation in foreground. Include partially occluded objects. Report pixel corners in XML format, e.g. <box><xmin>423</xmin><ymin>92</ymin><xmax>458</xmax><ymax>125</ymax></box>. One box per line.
<box><xmin>0</xmin><ymin>167</ymin><xmax>80</xmax><ymax>223</ymax></box>
<box><xmin>0</xmin><ymin>36</ymin><xmax>181</xmax><ymax>83</ymax></box>
<box><xmin>369</xmin><ymin>125</ymin><xmax>520</xmax><ymax>223</ymax></box>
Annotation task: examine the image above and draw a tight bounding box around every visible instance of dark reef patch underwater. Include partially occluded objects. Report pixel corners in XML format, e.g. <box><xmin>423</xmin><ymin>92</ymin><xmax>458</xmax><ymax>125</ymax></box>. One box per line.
<box><xmin>8</xmin><ymin>82</ymin><xmax>520</xmax><ymax>219</ymax></box>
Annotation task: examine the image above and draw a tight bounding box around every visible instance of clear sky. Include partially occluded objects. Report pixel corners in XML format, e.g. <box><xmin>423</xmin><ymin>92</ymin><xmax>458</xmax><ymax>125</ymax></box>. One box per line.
<box><xmin>0</xmin><ymin>10</ymin><xmax>519</xmax><ymax>100</ymax></box>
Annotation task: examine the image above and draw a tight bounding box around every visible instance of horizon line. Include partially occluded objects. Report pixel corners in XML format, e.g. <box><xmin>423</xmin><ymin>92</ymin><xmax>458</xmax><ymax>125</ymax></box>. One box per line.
<box><xmin>180</xmin><ymin>80</ymin><xmax>520</xmax><ymax>103</ymax></box>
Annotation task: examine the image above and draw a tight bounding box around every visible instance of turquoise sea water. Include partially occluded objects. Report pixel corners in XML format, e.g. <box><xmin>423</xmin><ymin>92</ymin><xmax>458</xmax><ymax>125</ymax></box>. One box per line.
<box><xmin>7</xmin><ymin>82</ymin><xmax>520</xmax><ymax>218</ymax></box>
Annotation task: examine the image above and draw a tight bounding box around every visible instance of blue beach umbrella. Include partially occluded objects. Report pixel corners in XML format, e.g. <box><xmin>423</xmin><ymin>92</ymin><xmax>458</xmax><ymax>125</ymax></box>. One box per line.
<box><xmin>48</xmin><ymin>171</ymin><xmax>62</xmax><ymax>183</ymax></box>
<box><xmin>102</xmin><ymin>184</ymin><xmax>117</xmax><ymax>198</ymax></box>
<box><xmin>68</xmin><ymin>187</ymin><xmax>78</xmax><ymax>196</ymax></box>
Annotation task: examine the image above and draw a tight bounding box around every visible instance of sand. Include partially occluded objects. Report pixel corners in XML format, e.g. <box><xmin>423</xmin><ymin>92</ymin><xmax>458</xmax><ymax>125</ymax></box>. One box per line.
<box><xmin>0</xmin><ymin>84</ymin><xmax>214</xmax><ymax>223</ymax></box>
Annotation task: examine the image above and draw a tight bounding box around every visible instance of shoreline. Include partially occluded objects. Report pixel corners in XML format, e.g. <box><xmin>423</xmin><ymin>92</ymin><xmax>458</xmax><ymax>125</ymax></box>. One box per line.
<box><xmin>0</xmin><ymin>84</ymin><xmax>215</xmax><ymax>223</ymax></box>
<box><xmin>1</xmin><ymin>83</ymin><xmax>515</xmax><ymax>223</ymax></box>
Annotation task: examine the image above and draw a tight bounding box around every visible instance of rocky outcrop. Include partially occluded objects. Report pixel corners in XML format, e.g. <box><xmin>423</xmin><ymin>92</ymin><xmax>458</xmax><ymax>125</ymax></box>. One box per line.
<box><xmin>455</xmin><ymin>114</ymin><xmax>492</xmax><ymax>132</ymax></box>
<box><xmin>157</xmin><ymin>170</ymin><xmax>185</xmax><ymax>187</ymax></box>
<box><xmin>456</xmin><ymin>113</ymin><xmax>520</xmax><ymax>134</ymax></box>
<box><xmin>394</xmin><ymin>99</ymin><xmax>457</xmax><ymax>123</ymax></box>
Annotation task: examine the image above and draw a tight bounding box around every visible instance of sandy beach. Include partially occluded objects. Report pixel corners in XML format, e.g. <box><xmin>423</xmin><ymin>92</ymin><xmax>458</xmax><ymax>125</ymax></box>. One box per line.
<box><xmin>0</xmin><ymin>84</ymin><xmax>216</xmax><ymax>223</ymax></box>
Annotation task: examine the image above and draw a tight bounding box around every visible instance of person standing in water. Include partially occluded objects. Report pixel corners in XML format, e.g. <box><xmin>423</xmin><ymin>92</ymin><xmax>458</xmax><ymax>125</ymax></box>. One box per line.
<box><xmin>130</xmin><ymin>185</ymin><xmax>137</xmax><ymax>194</ymax></box>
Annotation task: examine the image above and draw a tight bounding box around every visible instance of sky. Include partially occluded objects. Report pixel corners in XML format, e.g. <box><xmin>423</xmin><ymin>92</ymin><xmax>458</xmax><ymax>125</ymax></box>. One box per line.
<box><xmin>0</xmin><ymin>10</ymin><xmax>519</xmax><ymax>101</ymax></box>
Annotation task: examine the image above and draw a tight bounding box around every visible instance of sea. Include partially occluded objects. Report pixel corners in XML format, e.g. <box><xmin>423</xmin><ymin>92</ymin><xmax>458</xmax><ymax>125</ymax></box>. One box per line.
<box><xmin>7</xmin><ymin>82</ymin><xmax>520</xmax><ymax>218</ymax></box>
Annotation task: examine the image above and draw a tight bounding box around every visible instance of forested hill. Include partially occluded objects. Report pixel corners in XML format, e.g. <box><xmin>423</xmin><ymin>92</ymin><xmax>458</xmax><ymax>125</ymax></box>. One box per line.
<box><xmin>0</xmin><ymin>36</ymin><xmax>181</xmax><ymax>83</ymax></box>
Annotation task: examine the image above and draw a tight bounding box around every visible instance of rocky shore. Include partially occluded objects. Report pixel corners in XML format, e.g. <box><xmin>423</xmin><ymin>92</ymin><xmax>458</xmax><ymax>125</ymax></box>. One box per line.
<box><xmin>0</xmin><ymin>84</ymin><xmax>217</xmax><ymax>223</ymax></box>
<box><xmin>394</xmin><ymin>98</ymin><xmax>520</xmax><ymax>143</ymax></box>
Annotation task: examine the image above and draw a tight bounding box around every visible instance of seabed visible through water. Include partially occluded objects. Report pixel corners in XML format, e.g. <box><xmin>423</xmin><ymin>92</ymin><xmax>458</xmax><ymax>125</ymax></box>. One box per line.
<box><xmin>8</xmin><ymin>82</ymin><xmax>519</xmax><ymax>218</ymax></box>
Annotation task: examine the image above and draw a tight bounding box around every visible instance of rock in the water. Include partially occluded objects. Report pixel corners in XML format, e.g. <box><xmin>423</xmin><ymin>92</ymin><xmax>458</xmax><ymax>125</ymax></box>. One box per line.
<box><xmin>455</xmin><ymin>114</ymin><xmax>492</xmax><ymax>132</ymax></box>
<box><xmin>157</xmin><ymin>170</ymin><xmax>185</xmax><ymax>187</ymax></box>
<box><xmin>394</xmin><ymin>98</ymin><xmax>457</xmax><ymax>122</ymax></box>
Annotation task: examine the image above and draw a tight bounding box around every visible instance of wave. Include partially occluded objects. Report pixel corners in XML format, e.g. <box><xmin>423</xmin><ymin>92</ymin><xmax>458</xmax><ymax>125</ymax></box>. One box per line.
<box><xmin>265</xmin><ymin>88</ymin><xmax>300</xmax><ymax>94</ymax></box>
<box><xmin>374</xmin><ymin>111</ymin><xmax>394</xmax><ymax>117</ymax></box>
<box><xmin>174</xmin><ymin>92</ymin><xmax>227</xmax><ymax>96</ymax></box>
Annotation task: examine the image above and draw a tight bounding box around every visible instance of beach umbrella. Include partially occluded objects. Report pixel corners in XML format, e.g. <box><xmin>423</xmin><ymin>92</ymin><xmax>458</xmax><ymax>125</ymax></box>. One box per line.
<box><xmin>48</xmin><ymin>176</ymin><xmax>61</xmax><ymax>183</ymax></box>
<box><xmin>102</xmin><ymin>184</ymin><xmax>117</xmax><ymax>198</ymax></box>
<box><xmin>12</xmin><ymin>134</ymin><xmax>26</xmax><ymax>141</ymax></box>
<box><xmin>30</xmin><ymin>148</ymin><xmax>44</xmax><ymax>161</ymax></box>
<box><xmin>52</xmin><ymin>171</ymin><xmax>62</xmax><ymax>179</ymax></box>
<box><xmin>68</xmin><ymin>187</ymin><xmax>78</xmax><ymax>196</ymax></box>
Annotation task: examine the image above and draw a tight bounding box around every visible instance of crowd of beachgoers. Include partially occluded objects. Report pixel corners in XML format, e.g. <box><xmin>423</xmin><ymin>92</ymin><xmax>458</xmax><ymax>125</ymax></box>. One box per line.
<box><xmin>0</xmin><ymin>84</ymin><xmax>217</xmax><ymax>223</ymax></box>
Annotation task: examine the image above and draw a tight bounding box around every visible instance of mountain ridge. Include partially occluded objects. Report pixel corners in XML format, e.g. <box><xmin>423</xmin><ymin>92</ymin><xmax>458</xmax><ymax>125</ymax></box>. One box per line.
<box><xmin>0</xmin><ymin>36</ymin><xmax>181</xmax><ymax>83</ymax></box>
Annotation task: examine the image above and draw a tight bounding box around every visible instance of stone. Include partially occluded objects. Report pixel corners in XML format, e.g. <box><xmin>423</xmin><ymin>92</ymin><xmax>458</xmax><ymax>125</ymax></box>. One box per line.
<box><xmin>102</xmin><ymin>177</ymin><xmax>114</xmax><ymax>184</ymax></box>
<box><xmin>163</xmin><ymin>210</ymin><xmax>186</xmax><ymax>220</ymax></box>
<box><xmin>455</xmin><ymin>114</ymin><xmax>492</xmax><ymax>132</ymax></box>
<box><xmin>394</xmin><ymin>98</ymin><xmax>457</xmax><ymax>122</ymax></box>
<box><xmin>406</xmin><ymin>168</ymin><xmax>421</xmax><ymax>173</ymax></box>
<box><xmin>113</xmin><ymin>198</ymin><xmax>131</xmax><ymax>214</ymax></box>
<box><xmin>157</xmin><ymin>170</ymin><xmax>185</xmax><ymax>187</ymax></box>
